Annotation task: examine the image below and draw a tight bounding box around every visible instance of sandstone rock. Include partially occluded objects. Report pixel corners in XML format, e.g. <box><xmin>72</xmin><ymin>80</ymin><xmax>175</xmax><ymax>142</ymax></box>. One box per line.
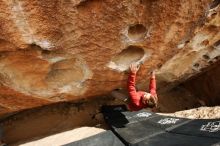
<box><xmin>0</xmin><ymin>0</ymin><xmax>219</xmax><ymax>115</ymax></box>
<box><xmin>160</xmin><ymin>106</ymin><xmax>220</xmax><ymax>119</ymax></box>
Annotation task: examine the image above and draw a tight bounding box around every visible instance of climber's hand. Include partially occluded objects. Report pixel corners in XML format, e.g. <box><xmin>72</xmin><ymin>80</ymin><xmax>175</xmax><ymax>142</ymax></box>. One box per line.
<box><xmin>150</xmin><ymin>70</ymin><xmax>156</xmax><ymax>78</ymax></box>
<box><xmin>130</xmin><ymin>63</ymin><xmax>140</xmax><ymax>74</ymax></box>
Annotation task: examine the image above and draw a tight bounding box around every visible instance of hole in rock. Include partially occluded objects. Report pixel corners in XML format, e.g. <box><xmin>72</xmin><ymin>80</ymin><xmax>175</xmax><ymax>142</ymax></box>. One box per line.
<box><xmin>157</xmin><ymin>63</ymin><xmax>163</xmax><ymax>68</ymax></box>
<box><xmin>211</xmin><ymin>12</ymin><xmax>217</xmax><ymax>18</ymax></box>
<box><xmin>193</xmin><ymin>63</ymin><xmax>200</xmax><ymax>68</ymax></box>
<box><xmin>185</xmin><ymin>40</ymin><xmax>190</xmax><ymax>43</ymax></box>
<box><xmin>203</xmin><ymin>54</ymin><xmax>210</xmax><ymax>60</ymax></box>
<box><xmin>109</xmin><ymin>46</ymin><xmax>146</xmax><ymax>71</ymax></box>
<box><xmin>214</xmin><ymin>56</ymin><xmax>220</xmax><ymax>60</ymax></box>
<box><xmin>209</xmin><ymin>60</ymin><xmax>214</xmax><ymax>64</ymax></box>
<box><xmin>46</xmin><ymin>58</ymin><xmax>85</xmax><ymax>87</ymax></box>
<box><xmin>127</xmin><ymin>24</ymin><xmax>147</xmax><ymax>41</ymax></box>
<box><xmin>200</xmin><ymin>40</ymin><xmax>209</xmax><ymax>46</ymax></box>
<box><xmin>213</xmin><ymin>40</ymin><xmax>220</xmax><ymax>49</ymax></box>
<box><xmin>77</xmin><ymin>0</ymin><xmax>90</xmax><ymax>7</ymax></box>
<box><xmin>210</xmin><ymin>0</ymin><xmax>220</xmax><ymax>9</ymax></box>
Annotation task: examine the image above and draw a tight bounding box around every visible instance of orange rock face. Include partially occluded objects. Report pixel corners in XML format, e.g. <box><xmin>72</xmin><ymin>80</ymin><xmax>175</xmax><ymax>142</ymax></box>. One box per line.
<box><xmin>0</xmin><ymin>0</ymin><xmax>219</xmax><ymax>115</ymax></box>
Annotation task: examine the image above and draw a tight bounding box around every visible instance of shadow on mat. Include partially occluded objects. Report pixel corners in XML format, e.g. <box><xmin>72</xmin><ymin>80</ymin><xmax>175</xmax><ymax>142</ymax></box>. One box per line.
<box><xmin>101</xmin><ymin>105</ymin><xmax>129</xmax><ymax>128</ymax></box>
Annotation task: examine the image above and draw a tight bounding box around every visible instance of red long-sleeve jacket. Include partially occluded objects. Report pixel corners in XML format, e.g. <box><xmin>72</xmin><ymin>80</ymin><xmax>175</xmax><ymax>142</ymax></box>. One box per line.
<box><xmin>127</xmin><ymin>72</ymin><xmax>157</xmax><ymax>111</ymax></box>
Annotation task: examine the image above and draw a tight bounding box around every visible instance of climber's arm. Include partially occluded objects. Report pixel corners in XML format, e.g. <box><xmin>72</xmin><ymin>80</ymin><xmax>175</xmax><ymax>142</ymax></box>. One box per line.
<box><xmin>149</xmin><ymin>71</ymin><xmax>157</xmax><ymax>95</ymax></box>
<box><xmin>128</xmin><ymin>63</ymin><xmax>140</xmax><ymax>107</ymax></box>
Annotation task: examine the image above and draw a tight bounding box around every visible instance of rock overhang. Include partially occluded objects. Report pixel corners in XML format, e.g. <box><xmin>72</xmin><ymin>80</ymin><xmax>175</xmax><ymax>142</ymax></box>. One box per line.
<box><xmin>0</xmin><ymin>0</ymin><xmax>219</xmax><ymax>116</ymax></box>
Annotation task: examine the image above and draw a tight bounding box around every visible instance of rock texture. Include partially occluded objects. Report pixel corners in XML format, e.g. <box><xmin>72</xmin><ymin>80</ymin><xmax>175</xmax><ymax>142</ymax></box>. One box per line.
<box><xmin>160</xmin><ymin>106</ymin><xmax>220</xmax><ymax>119</ymax></box>
<box><xmin>0</xmin><ymin>0</ymin><xmax>219</xmax><ymax>116</ymax></box>
<box><xmin>184</xmin><ymin>60</ymin><xmax>220</xmax><ymax>106</ymax></box>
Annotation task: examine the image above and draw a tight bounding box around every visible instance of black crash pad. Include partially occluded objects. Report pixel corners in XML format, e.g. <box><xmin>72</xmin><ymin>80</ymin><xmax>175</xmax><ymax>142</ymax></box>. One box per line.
<box><xmin>102</xmin><ymin>105</ymin><xmax>190</xmax><ymax>129</ymax></box>
<box><xmin>102</xmin><ymin>105</ymin><xmax>220</xmax><ymax>146</ymax></box>
<box><xmin>170</xmin><ymin>119</ymin><xmax>220</xmax><ymax>139</ymax></box>
<box><xmin>102</xmin><ymin>105</ymin><xmax>157</xmax><ymax>128</ymax></box>
<box><xmin>64</xmin><ymin>131</ymin><xmax>125</xmax><ymax>146</ymax></box>
<box><xmin>144</xmin><ymin>114</ymin><xmax>191</xmax><ymax>131</ymax></box>
<box><xmin>110</xmin><ymin>119</ymin><xmax>164</xmax><ymax>145</ymax></box>
<box><xmin>135</xmin><ymin>132</ymin><xmax>220</xmax><ymax>146</ymax></box>
<box><xmin>102</xmin><ymin>105</ymin><xmax>192</xmax><ymax>145</ymax></box>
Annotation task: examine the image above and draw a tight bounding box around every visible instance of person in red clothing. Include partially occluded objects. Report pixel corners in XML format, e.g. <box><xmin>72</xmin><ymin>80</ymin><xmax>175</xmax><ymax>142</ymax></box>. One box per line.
<box><xmin>128</xmin><ymin>63</ymin><xmax>158</xmax><ymax>111</ymax></box>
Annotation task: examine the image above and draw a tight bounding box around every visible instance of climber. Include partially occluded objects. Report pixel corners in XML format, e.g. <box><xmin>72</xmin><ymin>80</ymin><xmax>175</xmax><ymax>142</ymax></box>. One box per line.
<box><xmin>110</xmin><ymin>63</ymin><xmax>158</xmax><ymax>111</ymax></box>
<box><xmin>127</xmin><ymin>63</ymin><xmax>158</xmax><ymax>111</ymax></box>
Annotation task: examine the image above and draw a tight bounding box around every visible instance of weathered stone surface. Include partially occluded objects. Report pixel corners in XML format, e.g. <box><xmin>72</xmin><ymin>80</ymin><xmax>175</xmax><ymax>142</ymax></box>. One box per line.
<box><xmin>160</xmin><ymin>106</ymin><xmax>220</xmax><ymax>119</ymax></box>
<box><xmin>157</xmin><ymin>1</ymin><xmax>220</xmax><ymax>84</ymax></box>
<box><xmin>184</xmin><ymin>60</ymin><xmax>220</xmax><ymax>106</ymax></box>
<box><xmin>0</xmin><ymin>0</ymin><xmax>219</xmax><ymax>115</ymax></box>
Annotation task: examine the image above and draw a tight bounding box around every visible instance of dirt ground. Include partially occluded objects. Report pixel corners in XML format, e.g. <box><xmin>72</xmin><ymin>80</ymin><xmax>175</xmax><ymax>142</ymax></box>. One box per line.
<box><xmin>19</xmin><ymin>127</ymin><xmax>106</xmax><ymax>146</ymax></box>
<box><xmin>159</xmin><ymin>106</ymin><xmax>220</xmax><ymax>119</ymax></box>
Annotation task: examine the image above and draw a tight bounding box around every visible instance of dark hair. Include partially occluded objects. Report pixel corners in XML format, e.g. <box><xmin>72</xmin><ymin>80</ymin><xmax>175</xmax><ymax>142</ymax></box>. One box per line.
<box><xmin>147</xmin><ymin>95</ymin><xmax>158</xmax><ymax>108</ymax></box>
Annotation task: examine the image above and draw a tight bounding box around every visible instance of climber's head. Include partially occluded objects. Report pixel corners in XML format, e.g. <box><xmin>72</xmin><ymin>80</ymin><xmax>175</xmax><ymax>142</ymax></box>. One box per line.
<box><xmin>142</xmin><ymin>92</ymin><xmax>158</xmax><ymax>108</ymax></box>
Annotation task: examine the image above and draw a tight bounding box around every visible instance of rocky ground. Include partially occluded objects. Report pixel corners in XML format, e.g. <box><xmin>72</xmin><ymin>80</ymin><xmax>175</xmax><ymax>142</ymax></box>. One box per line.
<box><xmin>159</xmin><ymin>106</ymin><xmax>220</xmax><ymax>119</ymax></box>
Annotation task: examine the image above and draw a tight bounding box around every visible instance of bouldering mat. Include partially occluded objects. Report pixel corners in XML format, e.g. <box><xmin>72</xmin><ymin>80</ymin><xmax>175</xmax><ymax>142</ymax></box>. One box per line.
<box><xmin>135</xmin><ymin>132</ymin><xmax>220</xmax><ymax>146</ymax></box>
<box><xmin>170</xmin><ymin>119</ymin><xmax>220</xmax><ymax>139</ymax></box>
<box><xmin>102</xmin><ymin>105</ymin><xmax>220</xmax><ymax>146</ymax></box>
